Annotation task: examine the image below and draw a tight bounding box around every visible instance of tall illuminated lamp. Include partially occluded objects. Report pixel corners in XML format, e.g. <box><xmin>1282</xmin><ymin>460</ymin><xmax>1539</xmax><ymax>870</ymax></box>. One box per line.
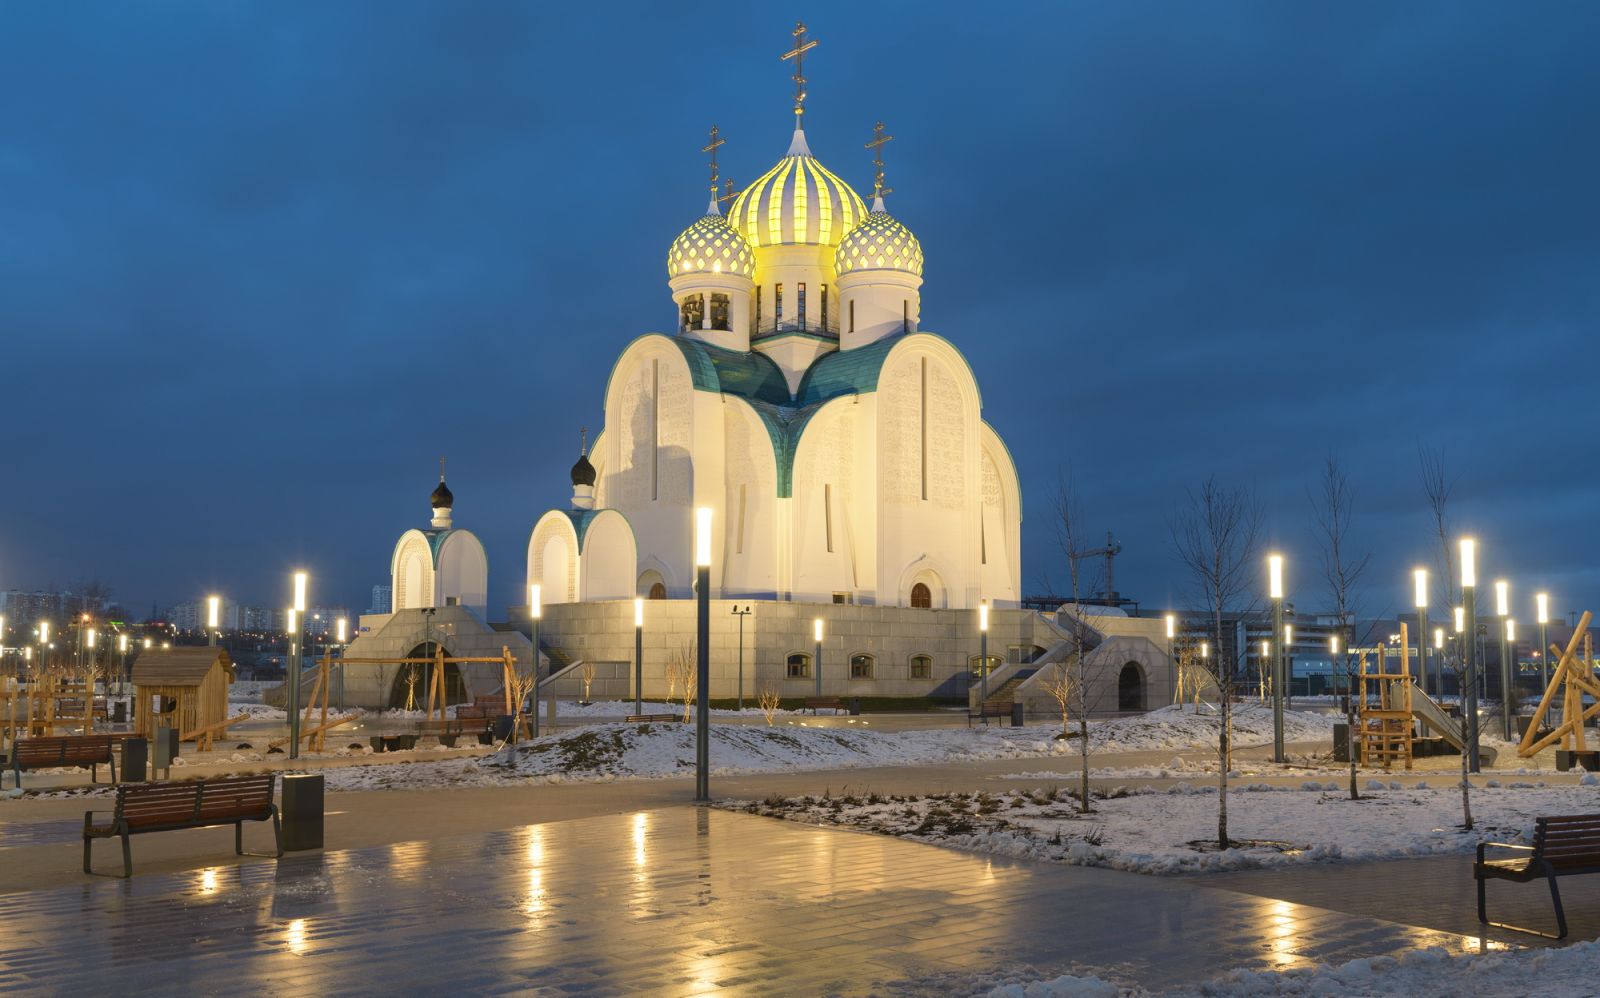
<box><xmin>1413</xmin><ymin>569</ymin><xmax>1430</xmax><ymax>696</ymax></box>
<box><xmin>1536</xmin><ymin>592</ymin><xmax>1550</xmax><ymax>695</ymax></box>
<box><xmin>288</xmin><ymin>571</ymin><xmax>308</xmax><ymax>760</ymax></box>
<box><xmin>634</xmin><ymin>597</ymin><xmax>645</xmax><ymax>716</ymax></box>
<box><xmin>978</xmin><ymin>600</ymin><xmax>990</xmax><ymax>706</ymax></box>
<box><xmin>694</xmin><ymin>507</ymin><xmax>712</xmax><ymax>802</ymax></box>
<box><xmin>207</xmin><ymin>595</ymin><xmax>221</xmax><ymax>648</ymax></box>
<box><xmin>1267</xmin><ymin>554</ymin><xmax>1286</xmax><ymax>762</ymax></box>
<box><xmin>1164</xmin><ymin>614</ymin><xmax>1177</xmax><ymax>704</ymax></box>
<box><xmin>529</xmin><ymin>584</ymin><xmax>542</xmax><ymax>739</ymax></box>
<box><xmin>1459</xmin><ymin>539</ymin><xmax>1480</xmax><ymax>772</ymax></box>
<box><xmin>1494</xmin><ymin>579</ymin><xmax>1513</xmax><ymax>740</ymax></box>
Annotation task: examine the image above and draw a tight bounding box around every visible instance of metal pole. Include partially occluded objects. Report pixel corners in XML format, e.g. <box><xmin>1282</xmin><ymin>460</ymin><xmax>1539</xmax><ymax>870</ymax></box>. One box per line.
<box><xmin>634</xmin><ymin>621</ymin><xmax>643</xmax><ymax>716</ymax></box>
<box><xmin>1464</xmin><ymin>591</ymin><xmax>1479</xmax><ymax>773</ymax></box>
<box><xmin>979</xmin><ymin>628</ymin><xmax>988</xmax><ymax>705</ymax></box>
<box><xmin>1417</xmin><ymin>608</ymin><xmax>1430</xmax><ymax>698</ymax></box>
<box><xmin>694</xmin><ymin>564</ymin><xmax>710</xmax><ymax>802</ymax></box>
<box><xmin>1539</xmin><ymin>622</ymin><xmax>1549</xmax><ymax>695</ymax></box>
<box><xmin>287</xmin><ymin>620</ymin><xmax>302</xmax><ymax>760</ymax></box>
<box><xmin>814</xmin><ymin>633</ymin><xmax>822</xmax><ymax>699</ymax></box>
<box><xmin>1498</xmin><ymin>613</ymin><xmax>1513</xmax><ymax>740</ymax></box>
<box><xmin>736</xmin><ymin>609</ymin><xmax>745</xmax><ymax>713</ymax></box>
<box><xmin>531</xmin><ymin>616</ymin><xmax>540</xmax><ymax>739</ymax></box>
<box><xmin>1271</xmin><ymin>597</ymin><xmax>1285</xmax><ymax>762</ymax></box>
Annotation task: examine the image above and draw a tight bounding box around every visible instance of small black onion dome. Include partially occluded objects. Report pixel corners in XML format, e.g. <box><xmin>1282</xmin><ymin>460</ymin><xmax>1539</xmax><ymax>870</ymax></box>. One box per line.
<box><xmin>430</xmin><ymin>479</ymin><xmax>454</xmax><ymax>509</ymax></box>
<box><xmin>570</xmin><ymin>453</ymin><xmax>597</xmax><ymax>487</ymax></box>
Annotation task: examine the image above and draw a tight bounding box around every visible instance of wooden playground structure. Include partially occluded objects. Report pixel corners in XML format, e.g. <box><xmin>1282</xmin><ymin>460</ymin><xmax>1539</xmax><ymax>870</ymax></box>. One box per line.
<box><xmin>1518</xmin><ymin>610</ymin><xmax>1598</xmax><ymax>761</ymax></box>
<box><xmin>1358</xmin><ymin>622</ymin><xmax>1415</xmax><ymax>769</ymax></box>
<box><xmin>272</xmin><ymin>646</ymin><xmax>522</xmax><ymax>753</ymax></box>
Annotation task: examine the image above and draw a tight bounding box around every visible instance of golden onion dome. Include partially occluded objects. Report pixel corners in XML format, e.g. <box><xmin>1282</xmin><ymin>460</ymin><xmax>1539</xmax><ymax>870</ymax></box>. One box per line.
<box><xmin>666</xmin><ymin>204</ymin><xmax>754</xmax><ymax>280</ymax></box>
<box><xmin>727</xmin><ymin>129</ymin><xmax>867</xmax><ymax>249</ymax></box>
<box><xmin>835</xmin><ymin>198</ymin><xmax>924</xmax><ymax>278</ymax></box>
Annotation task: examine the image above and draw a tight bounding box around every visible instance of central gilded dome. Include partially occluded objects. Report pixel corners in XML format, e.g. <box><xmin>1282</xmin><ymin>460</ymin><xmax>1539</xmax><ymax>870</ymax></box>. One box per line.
<box><xmin>728</xmin><ymin>130</ymin><xmax>867</xmax><ymax>249</ymax></box>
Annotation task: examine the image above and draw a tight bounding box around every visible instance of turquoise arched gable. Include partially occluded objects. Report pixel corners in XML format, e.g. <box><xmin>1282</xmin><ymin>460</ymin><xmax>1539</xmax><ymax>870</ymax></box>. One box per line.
<box><xmin>560</xmin><ymin>508</ymin><xmax>634</xmax><ymax>551</ymax></box>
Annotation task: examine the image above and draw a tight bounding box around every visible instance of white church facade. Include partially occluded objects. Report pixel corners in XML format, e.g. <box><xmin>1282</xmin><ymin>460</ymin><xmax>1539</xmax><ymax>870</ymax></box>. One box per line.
<box><xmin>342</xmin><ymin>43</ymin><xmax>1173</xmax><ymax>712</ymax></box>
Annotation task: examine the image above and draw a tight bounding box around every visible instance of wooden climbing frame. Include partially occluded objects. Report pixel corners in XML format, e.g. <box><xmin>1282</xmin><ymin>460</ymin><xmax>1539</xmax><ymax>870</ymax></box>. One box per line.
<box><xmin>1359</xmin><ymin>622</ymin><xmax>1415</xmax><ymax>770</ymax></box>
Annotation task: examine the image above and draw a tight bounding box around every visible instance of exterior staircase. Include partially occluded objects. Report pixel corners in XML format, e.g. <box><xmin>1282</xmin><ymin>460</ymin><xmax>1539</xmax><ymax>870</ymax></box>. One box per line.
<box><xmin>982</xmin><ymin>670</ymin><xmax>1036</xmax><ymax>708</ymax></box>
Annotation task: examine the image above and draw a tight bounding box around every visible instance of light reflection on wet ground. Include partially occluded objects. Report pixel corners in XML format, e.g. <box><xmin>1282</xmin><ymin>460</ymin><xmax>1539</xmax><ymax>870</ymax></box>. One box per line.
<box><xmin>0</xmin><ymin>808</ymin><xmax>1485</xmax><ymax>995</ymax></box>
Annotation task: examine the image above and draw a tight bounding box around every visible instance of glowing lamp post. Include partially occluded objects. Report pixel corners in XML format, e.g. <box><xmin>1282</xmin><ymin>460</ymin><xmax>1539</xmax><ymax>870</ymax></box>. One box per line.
<box><xmin>694</xmin><ymin>507</ymin><xmax>712</xmax><ymax>803</ymax></box>
<box><xmin>1536</xmin><ymin>592</ymin><xmax>1550</xmax><ymax>693</ymax></box>
<box><xmin>288</xmin><ymin>571</ymin><xmax>309</xmax><ymax>759</ymax></box>
<box><xmin>1164</xmin><ymin>613</ymin><xmax>1177</xmax><ymax>704</ymax></box>
<box><xmin>207</xmin><ymin>595</ymin><xmax>221</xmax><ymax>647</ymax></box>
<box><xmin>633</xmin><ymin>597</ymin><xmax>644</xmax><ymax>716</ymax></box>
<box><xmin>117</xmin><ymin>633</ymin><xmax>128</xmax><ymax>689</ymax></box>
<box><xmin>1494</xmin><ymin>580</ymin><xmax>1513</xmax><ymax>739</ymax></box>
<box><xmin>529</xmin><ymin>584</ymin><xmax>542</xmax><ymax>738</ymax></box>
<box><xmin>1458</xmin><ymin>539</ymin><xmax>1480</xmax><ymax>772</ymax></box>
<box><xmin>812</xmin><ymin>617</ymin><xmax>824</xmax><ymax>699</ymax></box>
<box><xmin>1267</xmin><ymin>553</ymin><xmax>1286</xmax><ymax>762</ymax></box>
<box><xmin>731</xmin><ymin>604</ymin><xmax>752</xmax><ymax>712</ymax></box>
<box><xmin>1413</xmin><ymin>569</ymin><xmax>1431</xmax><ymax>696</ymax></box>
<box><xmin>978</xmin><ymin>601</ymin><xmax>990</xmax><ymax>706</ymax></box>
<box><xmin>335</xmin><ymin>616</ymin><xmax>348</xmax><ymax>710</ymax></box>
<box><xmin>39</xmin><ymin>621</ymin><xmax>50</xmax><ymax>671</ymax></box>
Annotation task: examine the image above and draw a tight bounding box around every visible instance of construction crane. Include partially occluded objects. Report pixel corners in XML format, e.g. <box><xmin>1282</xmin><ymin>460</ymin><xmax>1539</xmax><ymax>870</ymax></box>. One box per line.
<box><xmin>1070</xmin><ymin>531</ymin><xmax>1123</xmax><ymax>602</ymax></box>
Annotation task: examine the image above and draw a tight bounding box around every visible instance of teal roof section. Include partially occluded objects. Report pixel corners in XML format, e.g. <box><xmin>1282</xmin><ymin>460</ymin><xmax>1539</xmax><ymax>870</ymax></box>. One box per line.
<box><xmin>562</xmin><ymin>509</ymin><xmax>606</xmax><ymax>550</ymax></box>
<box><xmin>795</xmin><ymin>334</ymin><xmax>904</xmax><ymax>406</ymax></box>
<box><xmin>742</xmin><ymin>400</ymin><xmax>826</xmax><ymax>498</ymax></box>
<box><xmin>423</xmin><ymin>528</ymin><xmax>453</xmax><ymax>565</ymax></box>
<box><xmin>671</xmin><ymin>338</ymin><xmax>792</xmax><ymax>406</ymax></box>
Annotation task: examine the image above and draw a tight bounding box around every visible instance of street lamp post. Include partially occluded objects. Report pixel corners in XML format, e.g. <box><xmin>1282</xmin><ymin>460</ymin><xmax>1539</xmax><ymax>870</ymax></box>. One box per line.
<box><xmin>529</xmin><ymin>585</ymin><xmax>542</xmax><ymax>739</ymax></box>
<box><xmin>633</xmin><ymin>597</ymin><xmax>644</xmax><ymax>716</ymax></box>
<box><xmin>1459</xmin><ymin>539</ymin><xmax>1480</xmax><ymax>773</ymax></box>
<box><xmin>731</xmin><ymin>605</ymin><xmax>752</xmax><ymax>712</ymax></box>
<box><xmin>207</xmin><ymin>596</ymin><xmax>221</xmax><ymax>648</ymax></box>
<box><xmin>288</xmin><ymin>571</ymin><xmax>308</xmax><ymax>759</ymax></box>
<box><xmin>1536</xmin><ymin>592</ymin><xmax>1550</xmax><ymax>695</ymax></box>
<box><xmin>1495</xmin><ymin>580</ymin><xmax>1513</xmax><ymax>740</ymax></box>
<box><xmin>1268</xmin><ymin>554</ymin><xmax>1286</xmax><ymax>763</ymax></box>
<box><xmin>1413</xmin><ymin>569</ymin><xmax>1431</xmax><ymax>697</ymax></box>
<box><xmin>1164</xmin><ymin>614</ymin><xmax>1176</xmax><ymax>704</ymax></box>
<box><xmin>813</xmin><ymin>618</ymin><xmax>823</xmax><ymax>700</ymax></box>
<box><xmin>978</xmin><ymin>601</ymin><xmax>990</xmax><ymax>706</ymax></box>
<box><xmin>335</xmin><ymin>616</ymin><xmax>348</xmax><ymax>711</ymax></box>
<box><xmin>694</xmin><ymin>507</ymin><xmax>712</xmax><ymax>803</ymax></box>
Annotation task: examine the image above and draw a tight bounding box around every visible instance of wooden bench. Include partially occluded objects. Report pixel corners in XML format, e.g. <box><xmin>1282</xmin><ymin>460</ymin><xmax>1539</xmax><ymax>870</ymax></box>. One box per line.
<box><xmin>7</xmin><ymin>735</ymin><xmax>116</xmax><ymax>789</ymax></box>
<box><xmin>455</xmin><ymin>694</ymin><xmax>512</xmax><ymax>721</ymax></box>
<box><xmin>967</xmin><ymin>702</ymin><xmax>1011</xmax><ymax>727</ymax></box>
<box><xmin>804</xmin><ymin>698</ymin><xmax>846</xmax><ymax>716</ymax></box>
<box><xmin>1476</xmin><ymin>813</ymin><xmax>1600</xmax><ymax>938</ymax></box>
<box><xmin>625</xmin><ymin>713</ymin><xmax>681</xmax><ymax>723</ymax></box>
<box><xmin>83</xmin><ymin>774</ymin><xmax>282</xmax><ymax>878</ymax></box>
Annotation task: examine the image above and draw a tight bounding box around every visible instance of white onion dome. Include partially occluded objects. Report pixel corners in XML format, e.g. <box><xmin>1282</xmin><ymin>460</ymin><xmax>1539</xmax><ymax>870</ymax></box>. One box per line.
<box><xmin>727</xmin><ymin>129</ymin><xmax>867</xmax><ymax>249</ymax></box>
<box><xmin>666</xmin><ymin>203</ymin><xmax>754</xmax><ymax>279</ymax></box>
<box><xmin>835</xmin><ymin>197</ymin><xmax>924</xmax><ymax>278</ymax></box>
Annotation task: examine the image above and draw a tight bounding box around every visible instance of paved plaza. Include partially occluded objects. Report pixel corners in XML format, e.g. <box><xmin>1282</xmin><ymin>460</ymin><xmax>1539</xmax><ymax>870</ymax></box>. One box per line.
<box><xmin>0</xmin><ymin>803</ymin><xmax>1526</xmax><ymax>996</ymax></box>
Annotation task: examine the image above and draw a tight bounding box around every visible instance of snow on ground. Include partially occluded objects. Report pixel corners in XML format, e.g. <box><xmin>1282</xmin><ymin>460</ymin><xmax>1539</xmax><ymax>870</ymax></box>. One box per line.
<box><xmin>724</xmin><ymin>779</ymin><xmax>1600</xmax><ymax>876</ymax></box>
<box><xmin>981</xmin><ymin>940</ymin><xmax>1600</xmax><ymax>997</ymax></box>
<box><xmin>552</xmin><ymin>698</ymin><xmax>804</xmax><ymax>718</ymax></box>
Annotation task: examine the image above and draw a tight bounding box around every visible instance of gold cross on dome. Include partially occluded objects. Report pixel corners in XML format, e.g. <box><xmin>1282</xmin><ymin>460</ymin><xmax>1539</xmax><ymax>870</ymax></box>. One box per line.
<box><xmin>439</xmin><ymin>456</ymin><xmax>446</xmax><ymax>482</ymax></box>
<box><xmin>579</xmin><ymin>427</ymin><xmax>588</xmax><ymax>456</ymax></box>
<box><xmin>701</xmin><ymin>124</ymin><xmax>725</xmax><ymax>193</ymax></box>
<box><xmin>865</xmin><ymin>120</ymin><xmax>894</xmax><ymax>199</ymax></box>
<box><xmin>780</xmin><ymin>22</ymin><xmax>818</xmax><ymax>120</ymax></box>
<box><xmin>718</xmin><ymin>179</ymin><xmax>739</xmax><ymax>205</ymax></box>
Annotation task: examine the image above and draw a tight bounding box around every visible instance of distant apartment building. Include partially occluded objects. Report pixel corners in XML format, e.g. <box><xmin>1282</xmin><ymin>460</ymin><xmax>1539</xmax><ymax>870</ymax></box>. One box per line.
<box><xmin>1</xmin><ymin>589</ymin><xmax>107</xmax><ymax>627</ymax></box>
<box><xmin>368</xmin><ymin>585</ymin><xmax>393</xmax><ymax>614</ymax></box>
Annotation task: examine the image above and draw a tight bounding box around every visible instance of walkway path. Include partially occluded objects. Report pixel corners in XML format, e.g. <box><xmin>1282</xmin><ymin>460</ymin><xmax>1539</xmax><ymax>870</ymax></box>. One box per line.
<box><xmin>0</xmin><ymin>807</ymin><xmax>1481</xmax><ymax>996</ymax></box>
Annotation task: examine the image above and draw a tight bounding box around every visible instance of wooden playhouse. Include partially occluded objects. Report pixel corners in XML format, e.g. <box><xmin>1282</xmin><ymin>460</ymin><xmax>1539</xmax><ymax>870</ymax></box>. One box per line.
<box><xmin>131</xmin><ymin>647</ymin><xmax>234</xmax><ymax>743</ymax></box>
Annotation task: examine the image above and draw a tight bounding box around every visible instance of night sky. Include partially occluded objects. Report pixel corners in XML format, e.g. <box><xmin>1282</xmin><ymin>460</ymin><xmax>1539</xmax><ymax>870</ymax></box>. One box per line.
<box><xmin>5</xmin><ymin>3</ymin><xmax>1597</xmax><ymax>623</ymax></box>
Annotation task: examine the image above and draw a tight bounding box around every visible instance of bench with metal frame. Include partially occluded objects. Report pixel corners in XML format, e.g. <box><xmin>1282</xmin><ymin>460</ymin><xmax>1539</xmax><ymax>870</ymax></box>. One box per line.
<box><xmin>83</xmin><ymin>774</ymin><xmax>282</xmax><ymax>878</ymax></box>
<box><xmin>967</xmin><ymin>702</ymin><xmax>1011</xmax><ymax>727</ymax></box>
<box><xmin>7</xmin><ymin>735</ymin><xmax>116</xmax><ymax>789</ymax></box>
<box><xmin>1476</xmin><ymin>812</ymin><xmax>1600</xmax><ymax>939</ymax></box>
<box><xmin>804</xmin><ymin>698</ymin><xmax>846</xmax><ymax>716</ymax></box>
<box><xmin>624</xmin><ymin>713</ymin><xmax>681</xmax><ymax>723</ymax></box>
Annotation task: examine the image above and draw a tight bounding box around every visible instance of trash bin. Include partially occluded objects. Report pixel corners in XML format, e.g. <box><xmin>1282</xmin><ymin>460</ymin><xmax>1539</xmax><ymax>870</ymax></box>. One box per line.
<box><xmin>1010</xmin><ymin>703</ymin><xmax>1025</xmax><ymax>727</ymax></box>
<box><xmin>122</xmin><ymin>737</ymin><xmax>148</xmax><ymax>783</ymax></box>
<box><xmin>1556</xmin><ymin>750</ymin><xmax>1600</xmax><ymax>773</ymax></box>
<box><xmin>281</xmin><ymin>773</ymin><xmax>325</xmax><ymax>851</ymax></box>
<box><xmin>1333</xmin><ymin>723</ymin><xmax>1351</xmax><ymax>762</ymax></box>
<box><xmin>492</xmin><ymin>715</ymin><xmax>514</xmax><ymax>741</ymax></box>
<box><xmin>111</xmin><ymin>701</ymin><xmax>127</xmax><ymax>724</ymax></box>
<box><xmin>152</xmin><ymin>728</ymin><xmax>179</xmax><ymax>779</ymax></box>
<box><xmin>849</xmin><ymin>698</ymin><xmax>861</xmax><ymax>716</ymax></box>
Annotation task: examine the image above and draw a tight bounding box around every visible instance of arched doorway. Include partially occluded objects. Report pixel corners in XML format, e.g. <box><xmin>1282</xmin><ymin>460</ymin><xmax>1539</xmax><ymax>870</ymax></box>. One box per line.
<box><xmin>1118</xmin><ymin>663</ymin><xmax>1144</xmax><ymax>711</ymax></box>
<box><xmin>389</xmin><ymin>642</ymin><xmax>466</xmax><ymax>710</ymax></box>
<box><xmin>910</xmin><ymin>583</ymin><xmax>931</xmax><ymax>609</ymax></box>
<box><xmin>649</xmin><ymin>582</ymin><xmax>666</xmax><ymax>599</ymax></box>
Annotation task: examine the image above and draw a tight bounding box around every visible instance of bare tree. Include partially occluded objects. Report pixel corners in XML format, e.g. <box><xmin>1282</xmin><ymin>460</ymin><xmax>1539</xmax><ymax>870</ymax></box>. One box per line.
<box><xmin>501</xmin><ymin>645</ymin><xmax>540</xmax><ymax>759</ymax></box>
<box><xmin>1310</xmin><ymin>455</ymin><xmax>1372</xmax><ymax>801</ymax></box>
<box><xmin>667</xmin><ymin>642</ymin><xmax>697</xmax><ymax>724</ymax></box>
<box><xmin>1172</xmin><ymin>476</ymin><xmax>1263</xmax><ymax>849</ymax></box>
<box><xmin>580</xmin><ymin>661</ymin><xmax>597</xmax><ymax>704</ymax></box>
<box><xmin>757</xmin><ymin>684</ymin><xmax>781</xmax><ymax>726</ymax></box>
<box><xmin>1053</xmin><ymin>473</ymin><xmax>1105</xmax><ymax>813</ymax></box>
<box><xmin>1041</xmin><ymin>660</ymin><xmax>1079</xmax><ymax>739</ymax></box>
<box><xmin>1421</xmin><ymin>444</ymin><xmax>1472</xmax><ymax>830</ymax></box>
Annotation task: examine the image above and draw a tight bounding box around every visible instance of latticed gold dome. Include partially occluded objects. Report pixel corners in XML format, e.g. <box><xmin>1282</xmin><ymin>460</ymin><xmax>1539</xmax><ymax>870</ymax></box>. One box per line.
<box><xmin>728</xmin><ymin>133</ymin><xmax>867</xmax><ymax>249</ymax></box>
<box><xmin>835</xmin><ymin>209</ymin><xmax>924</xmax><ymax>278</ymax></box>
<box><xmin>667</xmin><ymin>211</ymin><xmax>754</xmax><ymax>280</ymax></box>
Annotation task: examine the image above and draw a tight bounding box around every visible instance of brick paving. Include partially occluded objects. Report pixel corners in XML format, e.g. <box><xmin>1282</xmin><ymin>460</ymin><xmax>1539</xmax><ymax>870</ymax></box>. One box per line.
<box><xmin>0</xmin><ymin>807</ymin><xmax>1491</xmax><ymax>996</ymax></box>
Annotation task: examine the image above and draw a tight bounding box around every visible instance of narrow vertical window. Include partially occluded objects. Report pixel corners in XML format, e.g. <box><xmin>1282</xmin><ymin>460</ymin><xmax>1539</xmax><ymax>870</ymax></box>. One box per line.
<box><xmin>797</xmin><ymin>282</ymin><xmax>807</xmax><ymax>328</ymax></box>
<box><xmin>849</xmin><ymin>299</ymin><xmax>855</xmax><ymax>334</ymax></box>
<box><xmin>775</xmin><ymin>283</ymin><xmax>784</xmax><ymax>325</ymax></box>
<box><xmin>821</xmin><ymin>284</ymin><xmax>829</xmax><ymax>331</ymax></box>
<box><xmin>903</xmin><ymin>299</ymin><xmax>909</xmax><ymax>333</ymax></box>
<box><xmin>736</xmin><ymin>484</ymin><xmax>747</xmax><ymax>555</ymax></box>
<box><xmin>919</xmin><ymin>357</ymin><xmax>928</xmax><ymax>501</ymax></box>
<box><xmin>756</xmin><ymin>286</ymin><xmax>762</xmax><ymax>329</ymax></box>
<box><xmin>981</xmin><ymin>514</ymin><xmax>987</xmax><ymax>565</ymax></box>
<box><xmin>651</xmin><ymin>359</ymin><xmax>659</xmax><ymax>501</ymax></box>
<box><xmin>824</xmin><ymin>483</ymin><xmax>834</xmax><ymax>553</ymax></box>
